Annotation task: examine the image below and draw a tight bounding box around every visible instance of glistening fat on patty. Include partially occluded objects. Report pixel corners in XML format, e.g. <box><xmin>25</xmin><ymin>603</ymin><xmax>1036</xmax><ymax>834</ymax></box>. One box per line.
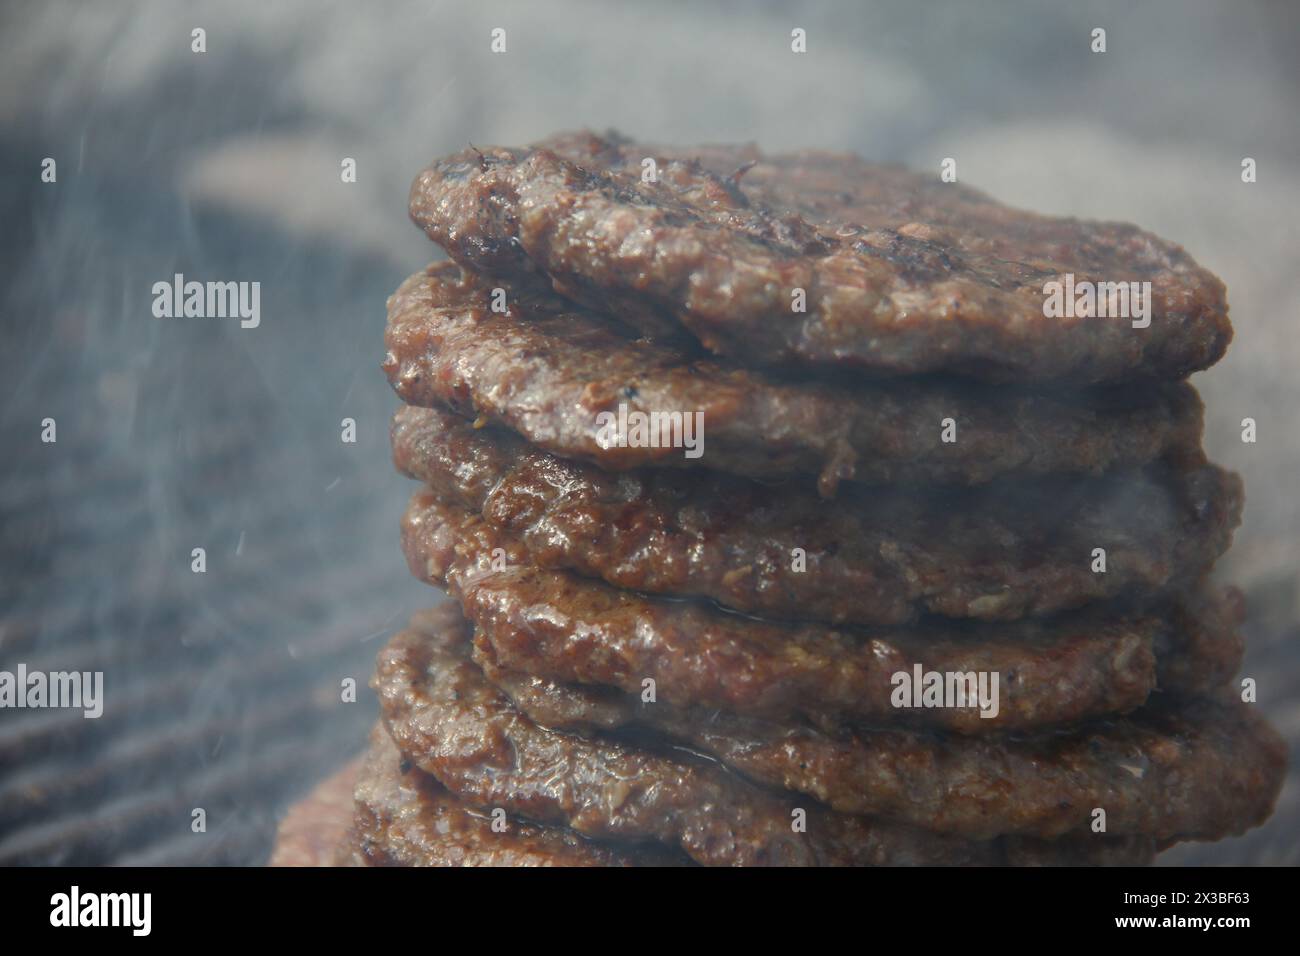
<box><xmin>375</xmin><ymin>606</ymin><xmax>1161</xmax><ymax>866</ymax></box>
<box><xmin>392</xmin><ymin>403</ymin><xmax>1240</xmax><ymax>627</ymax></box>
<box><xmin>400</xmin><ymin>490</ymin><xmax>1241</xmax><ymax>734</ymax></box>
<box><xmin>479</xmin><ymin>653</ymin><xmax>1282</xmax><ymax>843</ymax></box>
<box><xmin>409</xmin><ymin>131</ymin><xmax>1231</xmax><ymax>384</ymax></box>
<box><xmin>383</xmin><ymin>263</ymin><xmax>1208</xmax><ymax>496</ymax></box>
<box><xmin>351</xmin><ymin>723</ymin><xmax>673</xmax><ymax>867</ymax></box>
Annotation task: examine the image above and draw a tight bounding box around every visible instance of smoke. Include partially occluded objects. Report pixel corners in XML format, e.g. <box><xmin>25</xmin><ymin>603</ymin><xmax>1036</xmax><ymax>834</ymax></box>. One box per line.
<box><xmin>1</xmin><ymin>0</ymin><xmax>1297</xmax><ymax>864</ymax></box>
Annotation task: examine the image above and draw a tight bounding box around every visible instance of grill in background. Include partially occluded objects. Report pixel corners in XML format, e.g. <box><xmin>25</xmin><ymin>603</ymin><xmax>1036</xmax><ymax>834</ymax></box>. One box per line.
<box><xmin>0</xmin><ymin>165</ymin><xmax>420</xmax><ymax>864</ymax></box>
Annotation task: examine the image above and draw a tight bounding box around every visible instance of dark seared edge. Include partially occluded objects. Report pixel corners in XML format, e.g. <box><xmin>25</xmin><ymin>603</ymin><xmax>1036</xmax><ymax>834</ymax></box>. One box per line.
<box><xmin>409</xmin><ymin>132</ymin><xmax>1231</xmax><ymax>384</ymax></box>
<box><xmin>392</xmin><ymin>403</ymin><xmax>1240</xmax><ymax>626</ymax></box>
<box><xmin>383</xmin><ymin>263</ymin><xmax>1208</xmax><ymax>496</ymax></box>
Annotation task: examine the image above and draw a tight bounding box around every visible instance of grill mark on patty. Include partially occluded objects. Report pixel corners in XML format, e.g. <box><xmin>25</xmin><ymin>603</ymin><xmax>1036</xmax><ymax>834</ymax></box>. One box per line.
<box><xmin>409</xmin><ymin>131</ymin><xmax>1232</xmax><ymax>382</ymax></box>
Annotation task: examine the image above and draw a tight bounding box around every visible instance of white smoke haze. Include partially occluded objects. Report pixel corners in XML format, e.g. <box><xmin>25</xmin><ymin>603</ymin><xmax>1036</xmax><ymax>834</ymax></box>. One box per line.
<box><xmin>1</xmin><ymin>0</ymin><xmax>1297</xmax><ymax>865</ymax></box>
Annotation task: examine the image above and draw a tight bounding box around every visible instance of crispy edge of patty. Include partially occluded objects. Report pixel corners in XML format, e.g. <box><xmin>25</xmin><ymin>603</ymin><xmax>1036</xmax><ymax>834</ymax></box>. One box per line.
<box><xmin>397</xmin><ymin>490</ymin><xmax>1253</xmax><ymax>733</ymax></box>
<box><xmin>375</xmin><ymin>606</ymin><xmax>1156</xmax><ymax>866</ymax></box>
<box><xmin>408</xmin><ymin>133</ymin><xmax>1230</xmax><ymax>384</ymax></box>
<box><xmin>392</xmin><ymin>403</ymin><xmax>1239</xmax><ymax>627</ymax></box>
<box><xmin>383</xmin><ymin>263</ymin><xmax>1208</xmax><ymax>496</ymax></box>
<box><xmin>480</xmin><ymin>653</ymin><xmax>1282</xmax><ymax>843</ymax></box>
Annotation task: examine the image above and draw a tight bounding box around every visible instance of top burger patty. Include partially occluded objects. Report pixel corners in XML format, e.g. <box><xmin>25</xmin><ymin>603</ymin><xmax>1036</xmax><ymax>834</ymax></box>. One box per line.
<box><xmin>409</xmin><ymin>130</ymin><xmax>1232</xmax><ymax>384</ymax></box>
<box><xmin>383</xmin><ymin>263</ymin><xmax>1207</xmax><ymax>496</ymax></box>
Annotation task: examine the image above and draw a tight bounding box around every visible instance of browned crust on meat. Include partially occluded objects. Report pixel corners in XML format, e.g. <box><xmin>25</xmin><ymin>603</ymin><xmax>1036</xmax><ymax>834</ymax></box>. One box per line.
<box><xmin>482</xmin><ymin>658</ymin><xmax>1282</xmax><ymax>843</ymax></box>
<box><xmin>399</xmin><ymin>490</ymin><xmax>1248</xmax><ymax>733</ymax></box>
<box><xmin>374</xmin><ymin>607</ymin><xmax>1001</xmax><ymax>866</ymax></box>
<box><xmin>392</xmin><ymin>403</ymin><xmax>1240</xmax><ymax>626</ymax></box>
<box><xmin>375</xmin><ymin>607</ymin><xmax>1158</xmax><ymax>865</ymax></box>
<box><xmin>383</xmin><ymin>263</ymin><xmax>1208</xmax><ymax>496</ymax></box>
<box><xmin>269</xmin><ymin>758</ymin><xmax>362</xmax><ymax>867</ymax></box>
<box><xmin>351</xmin><ymin>724</ymin><xmax>669</xmax><ymax>866</ymax></box>
<box><xmin>409</xmin><ymin>131</ymin><xmax>1231</xmax><ymax>384</ymax></box>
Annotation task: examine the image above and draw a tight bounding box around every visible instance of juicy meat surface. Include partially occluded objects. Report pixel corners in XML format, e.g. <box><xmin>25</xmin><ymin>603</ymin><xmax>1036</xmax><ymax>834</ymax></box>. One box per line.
<box><xmin>383</xmin><ymin>263</ymin><xmax>1207</xmax><ymax>496</ymax></box>
<box><xmin>409</xmin><ymin>131</ymin><xmax>1232</xmax><ymax>384</ymax></box>
<box><xmin>351</xmin><ymin>725</ymin><xmax>670</xmax><ymax>866</ymax></box>
<box><xmin>483</xmin><ymin>658</ymin><xmax>1282</xmax><ymax>842</ymax></box>
<box><xmin>393</xmin><ymin>404</ymin><xmax>1241</xmax><ymax>626</ymax></box>
<box><xmin>375</xmin><ymin>607</ymin><xmax>996</xmax><ymax>865</ymax></box>
<box><xmin>375</xmin><ymin>606</ymin><xmax>1156</xmax><ymax>865</ymax></box>
<box><xmin>401</xmin><ymin>491</ymin><xmax>1241</xmax><ymax>733</ymax></box>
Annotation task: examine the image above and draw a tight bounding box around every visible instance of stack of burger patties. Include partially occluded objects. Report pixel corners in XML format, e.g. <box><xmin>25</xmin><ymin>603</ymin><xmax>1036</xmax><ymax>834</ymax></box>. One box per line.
<box><xmin>335</xmin><ymin>132</ymin><xmax>1288</xmax><ymax>865</ymax></box>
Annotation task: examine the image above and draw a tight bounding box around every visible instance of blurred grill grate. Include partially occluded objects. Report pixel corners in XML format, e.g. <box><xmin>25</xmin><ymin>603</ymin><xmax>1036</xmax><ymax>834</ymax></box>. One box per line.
<box><xmin>0</xmin><ymin>187</ymin><xmax>418</xmax><ymax>862</ymax></box>
<box><xmin>0</xmin><ymin>410</ymin><xmax>405</xmax><ymax>864</ymax></box>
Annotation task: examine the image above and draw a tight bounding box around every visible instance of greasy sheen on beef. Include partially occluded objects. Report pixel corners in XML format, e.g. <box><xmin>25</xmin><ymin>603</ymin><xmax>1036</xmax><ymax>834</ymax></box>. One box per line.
<box><xmin>375</xmin><ymin>607</ymin><xmax>996</xmax><ymax>865</ymax></box>
<box><xmin>351</xmin><ymin>725</ymin><xmax>672</xmax><ymax>867</ymax></box>
<box><xmin>375</xmin><ymin>606</ymin><xmax>1157</xmax><ymax>866</ymax></box>
<box><xmin>392</xmin><ymin>403</ymin><xmax>1241</xmax><ymax>626</ymax></box>
<box><xmin>383</xmin><ymin>263</ymin><xmax>1207</xmax><ymax>496</ymax></box>
<box><xmin>401</xmin><ymin>491</ymin><xmax>1243</xmax><ymax>733</ymax></box>
<box><xmin>409</xmin><ymin>131</ymin><xmax>1231</xmax><ymax>384</ymax></box>
<box><xmin>481</xmin><ymin>656</ymin><xmax>1282</xmax><ymax>842</ymax></box>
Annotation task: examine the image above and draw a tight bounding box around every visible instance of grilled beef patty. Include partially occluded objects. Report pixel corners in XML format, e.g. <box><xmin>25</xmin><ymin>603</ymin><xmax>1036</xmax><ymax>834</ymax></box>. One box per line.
<box><xmin>351</xmin><ymin>724</ymin><xmax>673</xmax><ymax>867</ymax></box>
<box><xmin>409</xmin><ymin>131</ymin><xmax>1231</xmax><ymax>384</ymax></box>
<box><xmin>392</xmin><ymin>403</ymin><xmax>1239</xmax><ymax>626</ymax></box>
<box><xmin>400</xmin><ymin>490</ymin><xmax>1242</xmax><ymax>733</ymax></box>
<box><xmin>384</xmin><ymin>263</ymin><xmax>1207</xmax><ymax>496</ymax></box>
<box><xmin>375</xmin><ymin>607</ymin><xmax>1159</xmax><ymax>866</ymax></box>
<box><xmin>481</xmin><ymin>656</ymin><xmax>1282</xmax><ymax>842</ymax></box>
